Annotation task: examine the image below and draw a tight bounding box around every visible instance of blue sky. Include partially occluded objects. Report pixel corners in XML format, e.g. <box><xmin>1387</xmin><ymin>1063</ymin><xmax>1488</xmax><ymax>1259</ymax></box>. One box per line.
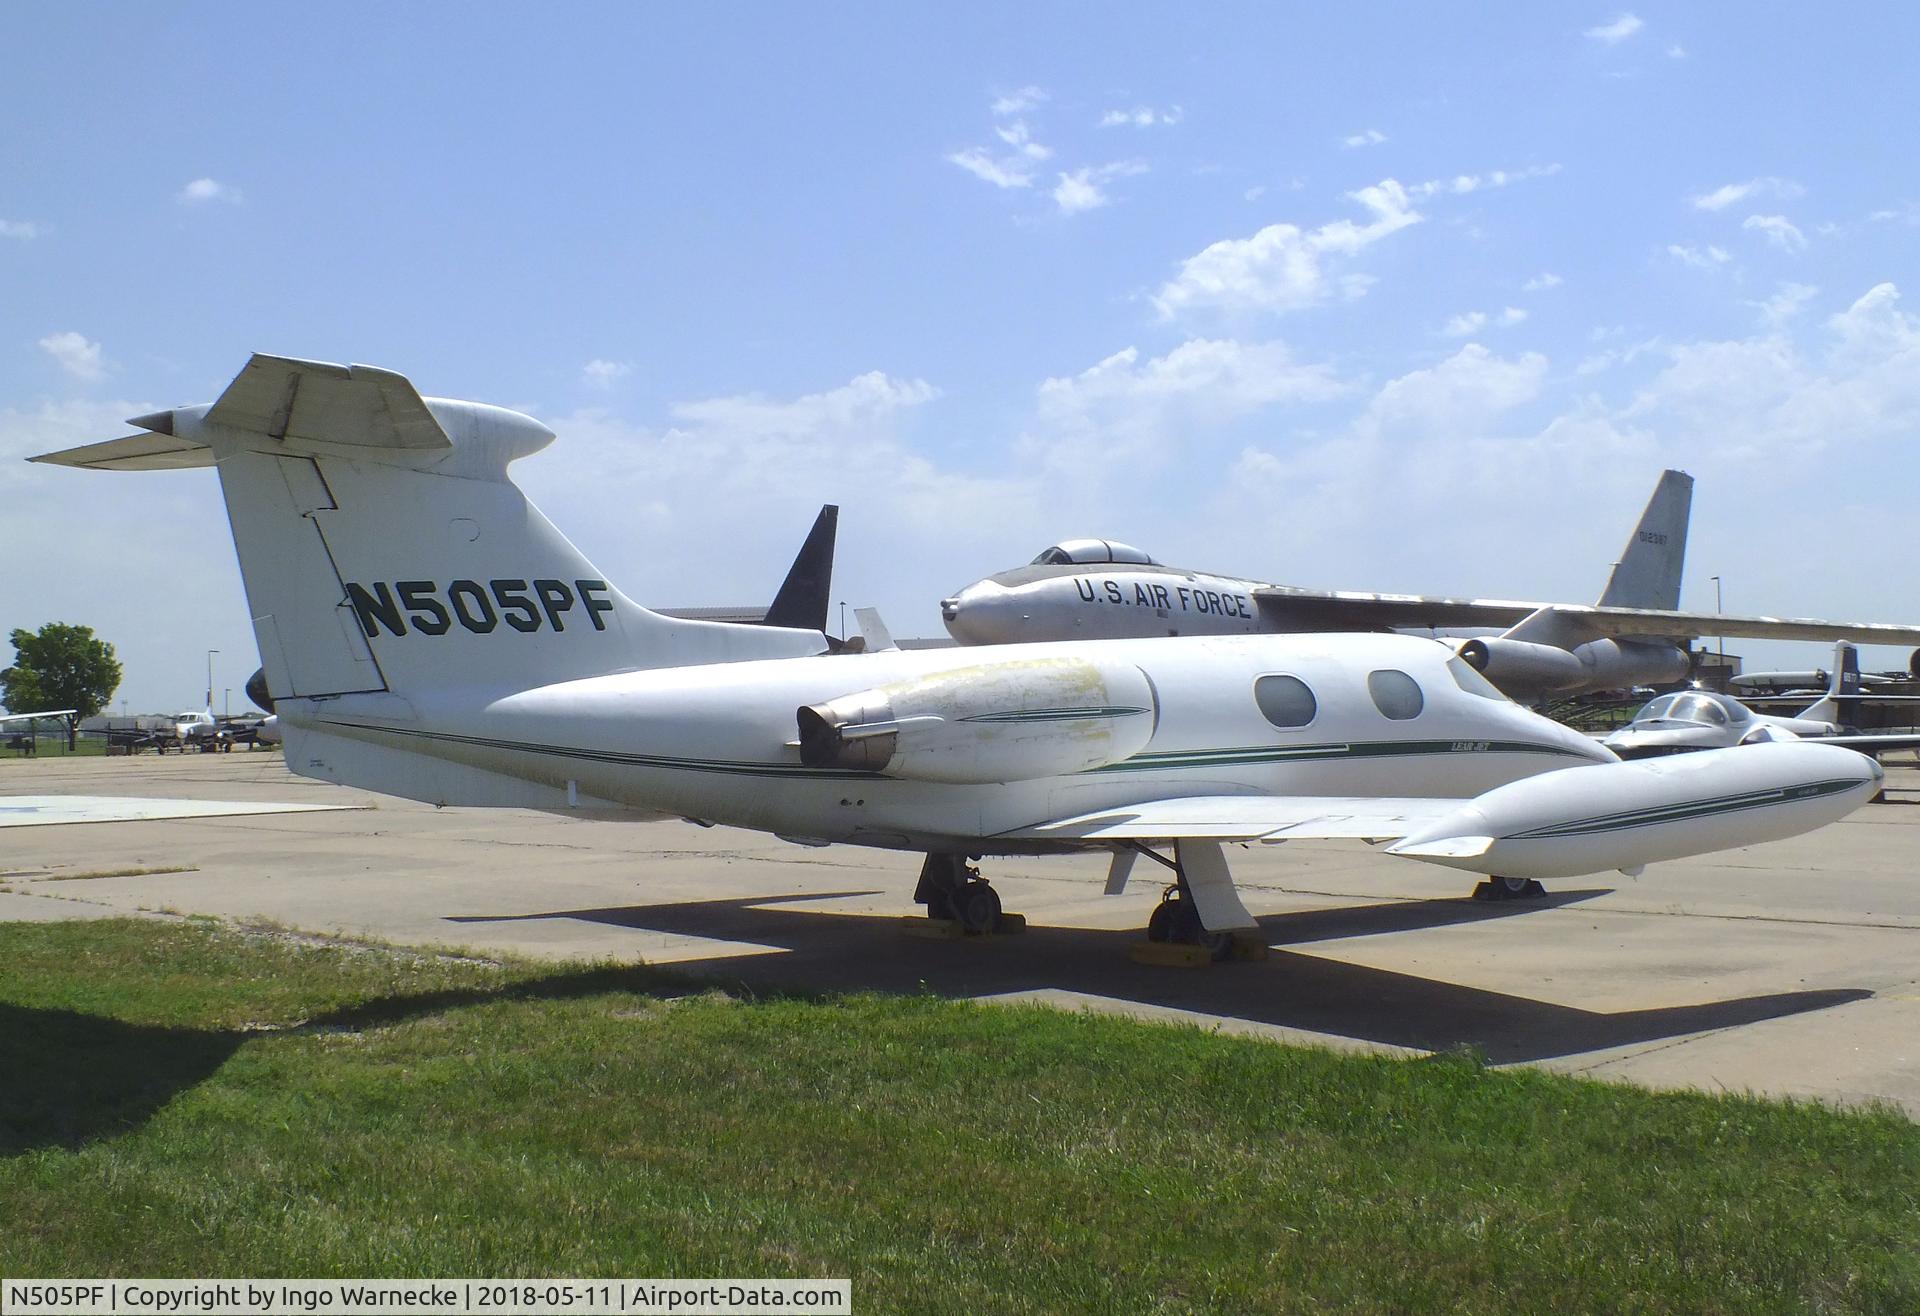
<box><xmin>5</xmin><ymin>5</ymin><xmax>1919</xmax><ymax>712</ymax></box>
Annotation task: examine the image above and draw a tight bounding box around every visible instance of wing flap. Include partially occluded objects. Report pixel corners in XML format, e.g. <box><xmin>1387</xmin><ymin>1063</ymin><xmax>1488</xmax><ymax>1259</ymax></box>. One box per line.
<box><xmin>1528</xmin><ymin>603</ymin><xmax>1920</xmax><ymax>647</ymax></box>
<box><xmin>1000</xmin><ymin>794</ymin><xmax>1459</xmax><ymax>842</ymax></box>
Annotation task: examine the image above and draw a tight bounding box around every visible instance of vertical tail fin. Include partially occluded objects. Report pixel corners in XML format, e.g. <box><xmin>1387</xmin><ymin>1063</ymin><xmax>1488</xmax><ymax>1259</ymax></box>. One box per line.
<box><xmin>763</xmin><ymin>504</ymin><xmax>838</xmax><ymax>632</ymax></box>
<box><xmin>1597</xmin><ymin>470</ymin><xmax>1692</xmax><ymax>610</ymax></box>
<box><xmin>30</xmin><ymin>355</ymin><xmax>827</xmax><ymax>705</ymax></box>
<box><xmin>1798</xmin><ymin>641</ymin><xmax>1859</xmax><ymax>726</ymax></box>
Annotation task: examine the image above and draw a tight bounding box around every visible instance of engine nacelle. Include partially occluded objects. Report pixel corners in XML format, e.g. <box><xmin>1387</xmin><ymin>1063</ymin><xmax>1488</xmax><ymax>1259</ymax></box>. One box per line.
<box><xmin>1455</xmin><ymin>638</ymin><xmax>1586</xmax><ymax>694</ymax></box>
<box><xmin>797</xmin><ymin>656</ymin><xmax>1157</xmax><ymax>784</ymax></box>
<box><xmin>1458</xmin><ymin>636</ymin><xmax>1690</xmax><ymax>696</ymax></box>
<box><xmin>1570</xmin><ymin>638</ymin><xmax>1691</xmax><ymax>690</ymax></box>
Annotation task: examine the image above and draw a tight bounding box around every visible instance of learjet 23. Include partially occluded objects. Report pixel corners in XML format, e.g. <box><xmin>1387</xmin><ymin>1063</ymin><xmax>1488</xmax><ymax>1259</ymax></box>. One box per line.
<box><xmin>31</xmin><ymin>355</ymin><xmax>1883</xmax><ymax>957</ymax></box>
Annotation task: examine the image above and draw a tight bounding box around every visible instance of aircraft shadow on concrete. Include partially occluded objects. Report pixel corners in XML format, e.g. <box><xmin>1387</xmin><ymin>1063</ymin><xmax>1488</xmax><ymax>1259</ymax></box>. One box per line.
<box><xmin>447</xmin><ymin>891</ymin><xmax>1873</xmax><ymax>1066</ymax></box>
<box><xmin>0</xmin><ymin>966</ymin><xmax>703</xmax><ymax>1154</ymax></box>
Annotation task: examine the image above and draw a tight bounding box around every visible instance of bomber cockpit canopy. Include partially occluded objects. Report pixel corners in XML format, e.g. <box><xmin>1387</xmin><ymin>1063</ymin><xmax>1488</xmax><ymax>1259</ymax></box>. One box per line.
<box><xmin>1030</xmin><ymin>538</ymin><xmax>1158</xmax><ymax>567</ymax></box>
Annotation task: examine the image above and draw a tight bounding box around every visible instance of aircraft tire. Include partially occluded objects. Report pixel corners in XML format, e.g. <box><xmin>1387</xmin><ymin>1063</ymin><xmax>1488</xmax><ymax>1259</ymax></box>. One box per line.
<box><xmin>954</xmin><ymin>879</ymin><xmax>1001</xmax><ymax>935</ymax></box>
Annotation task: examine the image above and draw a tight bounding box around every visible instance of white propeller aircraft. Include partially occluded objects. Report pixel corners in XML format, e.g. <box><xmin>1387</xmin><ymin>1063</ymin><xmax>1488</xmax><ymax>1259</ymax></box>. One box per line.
<box><xmin>30</xmin><ymin>355</ymin><xmax>1885</xmax><ymax>954</ymax></box>
<box><xmin>940</xmin><ymin>470</ymin><xmax>1920</xmax><ymax>702</ymax></box>
<box><xmin>1606</xmin><ymin>642</ymin><xmax>1920</xmax><ymax>759</ymax></box>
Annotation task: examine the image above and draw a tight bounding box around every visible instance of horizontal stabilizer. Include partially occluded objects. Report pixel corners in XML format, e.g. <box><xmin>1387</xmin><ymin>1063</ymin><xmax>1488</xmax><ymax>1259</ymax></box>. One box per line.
<box><xmin>207</xmin><ymin>353</ymin><xmax>452</xmax><ymax>452</ymax></box>
<box><xmin>29</xmin><ymin>430</ymin><xmax>214</xmax><ymax>471</ymax></box>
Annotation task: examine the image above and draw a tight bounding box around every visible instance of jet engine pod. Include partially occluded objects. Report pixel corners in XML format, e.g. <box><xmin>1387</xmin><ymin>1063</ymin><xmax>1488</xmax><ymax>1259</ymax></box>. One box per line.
<box><xmin>1570</xmin><ymin>638</ymin><xmax>1691</xmax><ymax>690</ymax></box>
<box><xmin>797</xmin><ymin>656</ymin><xmax>1158</xmax><ymax>784</ymax></box>
<box><xmin>1456</xmin><ymin>637</ymin><xmax>1587</xmax><ymax>694</ymax></box>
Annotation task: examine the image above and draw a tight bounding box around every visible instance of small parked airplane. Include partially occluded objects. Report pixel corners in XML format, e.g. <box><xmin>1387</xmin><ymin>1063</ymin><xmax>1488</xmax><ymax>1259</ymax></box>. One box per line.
<box><xmin>30</xmin><ymin>355</ymin><xmax>1884</xmax><ymax>954</ymax></box>
<box><xmin>1605</xmin><ymin>642</ymin><xmax>1920</xmax><ymax>759</ymax></box>
<box><xmin>939</xmin><ymin>470</ymin><xmax>1920</xmax><ymax>701</ymax></box>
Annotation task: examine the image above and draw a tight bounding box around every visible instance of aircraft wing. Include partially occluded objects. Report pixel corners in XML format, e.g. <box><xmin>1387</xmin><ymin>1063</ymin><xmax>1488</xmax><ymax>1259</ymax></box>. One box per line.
<box><xmin>1252</xmin><ymin>587</ymin><xmax>1538</xmax><ymax>632</ymax></box>
<box><xmin>0</xmin><ymin>709</ymin><xmax>77</xmax><ymax>724</ymax></box>
<box><xmin>1523</xmin><ymin>604</ymin><xmax>1920</xmax><ymax>648</ymax></box>
<box><xmin>999</xmin><ymin>794</ymin><xmax>1459</xmax><ymax>843</ymax></box>
<box><xmin>1819</xmin><ymin>733</ymin><xmax>1920</xmax><ymax>755</ymax></box>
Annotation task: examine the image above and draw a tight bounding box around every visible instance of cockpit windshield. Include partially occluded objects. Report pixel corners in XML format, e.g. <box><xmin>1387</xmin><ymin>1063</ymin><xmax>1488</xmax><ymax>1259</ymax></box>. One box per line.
<box><xmin>1635</xmin><ymin>691</ymin><xmax>1746</xmax><ymax>726</ymax></box>
<box><xmin>1030</xmin><ymin>539</ymin><xmax>1158</xmax><ymax>566</ymax></box>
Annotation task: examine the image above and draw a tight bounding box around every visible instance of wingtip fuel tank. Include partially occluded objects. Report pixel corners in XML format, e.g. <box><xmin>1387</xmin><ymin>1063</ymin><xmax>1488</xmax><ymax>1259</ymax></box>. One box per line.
<box><xmin>1384</xmin><ymin>741</ymin><xmax>1881</xmax><ymax>880</ymax></box>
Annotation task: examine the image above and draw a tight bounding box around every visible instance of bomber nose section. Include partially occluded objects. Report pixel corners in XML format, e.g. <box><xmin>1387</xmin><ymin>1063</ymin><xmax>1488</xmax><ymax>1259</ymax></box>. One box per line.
<box><xmin>941</xmin><ymin>581</ymin><xmax>1022</xmax><ymax>645</ymax></box>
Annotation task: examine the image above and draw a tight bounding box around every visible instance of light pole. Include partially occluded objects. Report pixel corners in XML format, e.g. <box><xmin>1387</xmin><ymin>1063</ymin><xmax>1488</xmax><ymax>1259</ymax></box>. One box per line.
<box><xmin>206</xmin><ymin>649</ymin><xmax>219</xmax><ymax>711</ymax></box>
<box><xmin>1709</xmin><ymin>576</ymin><xmax>1723</xmax><ymax>662</ymax></box>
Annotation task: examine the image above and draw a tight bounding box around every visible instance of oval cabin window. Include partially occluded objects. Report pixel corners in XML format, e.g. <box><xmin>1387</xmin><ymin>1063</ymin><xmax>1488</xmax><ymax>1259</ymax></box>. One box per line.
<box><xmin>1254</xmin><ymin>674</ymin><xmax>1318</xmax><ymax>728</ymax></box>
<box><xmin>1367</xmin><ymin>669</ymin><xmax>1424</xmax><ymax>720</ymax></box>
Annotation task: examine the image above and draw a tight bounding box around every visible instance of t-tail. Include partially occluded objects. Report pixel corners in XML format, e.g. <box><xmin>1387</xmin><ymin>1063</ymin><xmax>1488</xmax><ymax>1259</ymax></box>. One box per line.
<box><xmin>29</xmin><ymin>354</ymin><xmax>828</xmax><ymax>714</ymax></box>
<box><xmin>1596</xmin><ymin>469</ymin><xmax>1691</xmax><ymax>610</ymax></box>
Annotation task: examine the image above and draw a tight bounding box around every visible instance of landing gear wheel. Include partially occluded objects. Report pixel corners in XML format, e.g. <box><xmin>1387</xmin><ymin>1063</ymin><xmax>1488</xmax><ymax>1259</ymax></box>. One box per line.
<box><xmin>1473</xmin><ymin>876</ymin><xmax>1547</xmax><ymax>902</ymax></box>
<box><xmin>953</xmin><ymin>879</ymin><xmax>1002</xmax><ymax>935</ymax></box>
<box><xmin>1146</xmin><ymin>889</ymin><xmax>1232</xmax><ymax>961</ymax></box>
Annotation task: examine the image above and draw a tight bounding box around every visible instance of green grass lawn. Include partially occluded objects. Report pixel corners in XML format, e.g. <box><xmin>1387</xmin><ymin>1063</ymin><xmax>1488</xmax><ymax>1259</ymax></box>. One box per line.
<box><xmin>2</xmin><ymin>919</ymin><xmax>1915</xmax><ymax>1313</ymax></box>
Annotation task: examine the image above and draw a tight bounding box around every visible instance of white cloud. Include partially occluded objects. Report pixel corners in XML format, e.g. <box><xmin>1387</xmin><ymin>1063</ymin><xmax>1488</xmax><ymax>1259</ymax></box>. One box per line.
<box><xmin>993</xmin><ymin>119</ymin><xmax>1052</xmax><ymax>160</ymax></box>
<box><xmin>1667</xmin><ymin>243</ymin><xmax>1731</xmax><ymax>269</ymax></box>
<box><xmin>1052</xmin><ymin>160</ymin><xmax>1148</xmax><ymax>215</ymax></box>
<box><xmin>1099</xmin><ymin>105</ymin><xmax>1182</xmax><ymax>128</ymax></box>
<box><xmin>176</xmin><ymin>177</ymin><xmax>242</xmax><ymax>205</ymax></box>
<box><xmin>1743</xmin><ymin>213</ymin><xmax>1808</xmax><ymax>253</ymax></box>
<box><xmin>1039</xmin><ymin>338</ymin><xmax>1346</xmax><ymax>421</ymax></box>
<box><xmin>1666</xmin><ymin>43</ymin><xmax>1687</xmax><ymax>58</ymax></box>
<box><xmin>1027</xmin><ymin>338</ymin><xmax>1350</xmax><ymax>477</ymax></box>
<box><xmin>1690</xmin><ymin>176</ymin><xmax>1803</xmax><ymax>212</ymax></box>
<box><xmin>1152</xmin><ymin>180</ymin><xmax>1422</xmax><ymax>319</ymax></box>
<box><xmin>1584</xmin><ymin>13</ymin><xmax>1645</xmax><ymax>43</ymax></box>
<box><xmin>1342</xmin><ymin>128</ymin><xmax>1388</xmax><ymax>148</ymax></box>
<box><xmin>1365</xmin><ymin>345</ymin><xmax>1549</xmax><ymax>438</ymax></box>
<box><xmin>991</xmin><ymin>86</ymin><xmax>1047</xmax><ymax>117</ymax></box>
<box><xmin>0</xmin><ymin>219</ymin><xmax>40</xmax><ymax>240</ymax></box>
<box><xmin>1752</xmin><ymin>282</ymin><xmax>1819</xmax><ymax>328</ymax></box>
<box><xmin>37</xmin><ymin>331</ymin><xmax>105</xmax><ymax>382</ymax></box>
<box><xmin>582</xmin><ymin>359</ymin><xmax>632</xmax><ymax>388</ymax></box>
<box><xmin>1443</xmin><ymin>307</ymin><xmax>1529</xmax><ymax>336</ymax></box>
<box><xmin>1406</xmin><ymin>163</ymin><xmax>1562</xmax><ymax>200</ymax></box>
<box><xmin>946</xmin><ymin>147</ymin><xmax>1035</xmax><ymax>190</ymax></box>
<box><xmin>1523</xmin><ymin>272</ymin><xmax>1564</xmax><ymax>291</ymax></box>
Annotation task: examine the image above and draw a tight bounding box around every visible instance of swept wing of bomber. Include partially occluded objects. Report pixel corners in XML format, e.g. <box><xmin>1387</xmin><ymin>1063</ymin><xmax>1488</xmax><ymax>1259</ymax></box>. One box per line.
<box><xmin>29</xmin><ymin>355</ymin><xmax>1884</xmax><ymax>956</ymax></box>
<box><xmin>940</xmin><ymin>471</ymin><xmax>1920</xmax><ymax>701</ymax></box>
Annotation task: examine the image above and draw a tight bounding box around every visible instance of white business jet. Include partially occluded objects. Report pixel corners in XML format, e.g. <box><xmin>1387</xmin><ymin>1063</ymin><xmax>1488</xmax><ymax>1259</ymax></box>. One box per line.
<box><xmin>30</xmin><ymin>356</ymin><xmax>1882</xmax><ymax>956</ymax></box>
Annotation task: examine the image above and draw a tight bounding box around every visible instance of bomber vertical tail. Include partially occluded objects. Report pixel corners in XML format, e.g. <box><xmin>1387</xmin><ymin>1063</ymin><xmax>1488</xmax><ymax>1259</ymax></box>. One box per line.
<box><xmin>1597</xmin><ymin>469</ymin><xmax>1692</xmax><ymax>610</ymax></box>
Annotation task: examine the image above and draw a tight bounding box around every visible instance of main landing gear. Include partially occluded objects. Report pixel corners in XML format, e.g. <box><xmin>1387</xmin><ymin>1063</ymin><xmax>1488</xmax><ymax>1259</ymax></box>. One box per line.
<box><xmin>1124</xmin><ymin>840</ymin><xmax>1267</xmax><ymax>966</ymax></box>
<box><xmin>913</xmin><ymin>853</ymin><xmax>1023</xmax><ymax>936</ymax></box>
<box><xmin>1471</xmin><ymin>876</ymin><xmax>1547</xmax><ymax>902</ymax></box>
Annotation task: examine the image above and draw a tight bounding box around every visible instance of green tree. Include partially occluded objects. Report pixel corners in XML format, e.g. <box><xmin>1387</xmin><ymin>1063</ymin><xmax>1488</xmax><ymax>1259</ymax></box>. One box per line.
<box><xmin>2</xmin><ymin>623</ymin><xmax>122</xmax><ymax>748</ymax></box>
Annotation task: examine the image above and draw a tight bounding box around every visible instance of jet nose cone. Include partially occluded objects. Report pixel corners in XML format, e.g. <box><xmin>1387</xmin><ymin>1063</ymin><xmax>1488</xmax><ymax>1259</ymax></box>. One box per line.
<box><xmin>942</xmin><ymin>581</ymin><xmax>1015</xmax><ymax>644</ymax></box>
